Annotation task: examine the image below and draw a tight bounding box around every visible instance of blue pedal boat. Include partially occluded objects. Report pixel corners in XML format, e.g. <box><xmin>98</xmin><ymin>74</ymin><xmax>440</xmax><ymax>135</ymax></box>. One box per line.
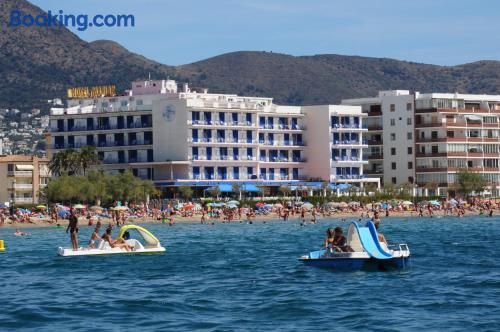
<box><xmin>299</xmin><ymin>221</ymin><xmax>410</xmax><ymax>270</ymax></box>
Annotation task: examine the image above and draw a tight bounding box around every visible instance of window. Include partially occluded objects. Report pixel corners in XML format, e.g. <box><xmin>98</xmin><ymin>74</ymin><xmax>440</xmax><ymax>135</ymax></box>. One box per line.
<box><xmin>390</xmin><ymin>104</ymin><xmax>395</xmax><ymax>112</ymax></box>
<box><xmin>390</xmin><ymin>133</ymin><xmax>396</xmax><ymax>141</ymax></box>
<box><xmin>391</xmin><ymin>162</ymin><xmax>396</xmax><ymax>170</ymax></box>
<box><xmin>7</xmin><ymin>164</ymin><xmax>14</xmax><ymax>172</ymax></box>
<box><xmin>391</xmin><ymin>148</ymin><xmax>396</xmax><ymax>155</ymax></box>
<box><xmin>390</xmin><ymin>119</ymin><xmax>395</xmax><ymax>126</ymax></box>
<box><xmin>407</xmin><ymin>118</ymin><xmax>412</xmax><ymax>125</ymax></box>
<box><xmin>408</xmin><ymin>176</ymin><xmax>414</xmax><ymax>184</ymax></box>
<box><xmin>392</xmin><ymin>177</ymin><xmax>397</xmax><ymax>184</ymax></box>
<box><xmin>407</xmin><ymin>147</ymin><xmax>413</xmax><ymax>155</ymax></box>
<box><xmin>408</xmin><ymin>162</ymin><xmax>413</xmax><ymax>169</ymax></box>
<box><xmin>407</xmin><ymin>132</ymin><xmax>413</xmax><ymax>140</ymax></box>
<box><xmin>407</xmin><ymin>103</ymin><xmax>412</xmax><ymax>111</ymax></box>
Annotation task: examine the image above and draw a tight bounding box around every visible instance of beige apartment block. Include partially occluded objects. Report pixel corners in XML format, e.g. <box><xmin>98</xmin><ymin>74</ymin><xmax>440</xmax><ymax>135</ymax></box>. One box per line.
<box><xmin>0</xmin><ymin>155</ymin><xmax>51</xmax><ymax>205</ymax></box>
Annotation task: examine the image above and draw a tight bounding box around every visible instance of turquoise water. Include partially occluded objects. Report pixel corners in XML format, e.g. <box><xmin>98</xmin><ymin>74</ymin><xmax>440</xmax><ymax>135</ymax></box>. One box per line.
<box><xmin>1</xmin><ymin>216</ymin><xmax>499</xmax><ymax>331</ymax></box>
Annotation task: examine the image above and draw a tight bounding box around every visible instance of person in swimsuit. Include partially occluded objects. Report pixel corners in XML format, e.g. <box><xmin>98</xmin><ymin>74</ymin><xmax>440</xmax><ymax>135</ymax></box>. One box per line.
<box><xmin>374</xmin><ymin>222</ymin><xmax>388</xmax><ymax>246</ymax></box>
<box><xmin>324</xmin><ymin>228</ymin><xmax>335</xmax><ymax>253</ymax></box>
<box><xmin>14</xmin><ymin>228</ymin><xmax>28</xmax><ymax>236</ymax></box>
<box><xmin>88</xmin><ymin>221</ymin><xmax>101</xmax><ymax>248</ymax></box>
<box><xmin>332</xmin><ymin>227</ymin><xmax>353</xmax><ymax>252</ymax></box>
<box><xmin>101</xmin><ymin>228</ymin><xmax>132</xmax><ymax>251</ymax></box>
<box><xmin>66</xmin><ymin>208</ymin><xmax>79</xmax><ymax>250</ymax></box>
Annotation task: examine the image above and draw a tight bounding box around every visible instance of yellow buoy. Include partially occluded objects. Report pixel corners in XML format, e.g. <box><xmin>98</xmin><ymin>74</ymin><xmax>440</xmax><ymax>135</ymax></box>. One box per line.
<box><xmin>0</xmin><ymin>240</ymin><xmax>4</xmax><ymax>252</ymax></box>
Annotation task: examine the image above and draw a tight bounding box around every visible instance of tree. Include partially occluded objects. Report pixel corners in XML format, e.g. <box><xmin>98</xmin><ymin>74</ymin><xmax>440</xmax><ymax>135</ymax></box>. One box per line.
<box><xmin>178</xmin><ymin>186</ymin><xmax>193</xmax><ymax>200</ymax></box>
<box><xmin>278</xmin><ymin>185</ymin><xmax>292</xmax><ymax>197</ymax></box>
<box><xmin>320</xmin><ymin>181</ymin><xmax>329</xmax><ymax>197</ymax></box>
<box><xmin>456</xmin><ymin>169</ymin><xmax>487</xmax><ymax>200</ymax></box>
<box><xmin>256</xmin><ymin>185</ymin><xmax>270</xmax><ymax>199</ymax></box>
<box><xmin>79</xmin><ymin>146</ymin><xmax>100</xmax><ymax>175</ymax></box>
<box><xmin>207</xmin><ymin>186</ymin><xmax>221</xmax><ymax>200</ymax></box>
<box><xmin>232</xmin><ymin>183</ymin><xmax>243</xmax><ymax>200</ymax></box>
<box><xmin>49</xmin><ymin>148</ymin><xmax>94</xmax><ymax>176</ymax></box>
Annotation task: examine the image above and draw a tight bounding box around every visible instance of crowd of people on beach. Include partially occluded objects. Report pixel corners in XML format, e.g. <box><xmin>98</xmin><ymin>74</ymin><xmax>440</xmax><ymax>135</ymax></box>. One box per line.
<box><xmin>1</xmin><ymin>197</ymin><xmax>499</xmax><ymax>229</ymax></box>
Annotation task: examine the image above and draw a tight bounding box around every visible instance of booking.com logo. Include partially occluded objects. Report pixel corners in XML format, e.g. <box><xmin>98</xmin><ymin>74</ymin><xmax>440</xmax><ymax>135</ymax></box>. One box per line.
<box><xmin>9</xmin><ymin>10</ymin><xmax>135</xmax><ymax>31</ymax></box>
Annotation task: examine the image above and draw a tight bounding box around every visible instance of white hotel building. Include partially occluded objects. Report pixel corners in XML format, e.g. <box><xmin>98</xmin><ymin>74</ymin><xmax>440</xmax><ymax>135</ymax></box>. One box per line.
<box><xmin>47</xmin><ymin>80</ymin><xmax>380</xmax><ymax>193</ymax></box>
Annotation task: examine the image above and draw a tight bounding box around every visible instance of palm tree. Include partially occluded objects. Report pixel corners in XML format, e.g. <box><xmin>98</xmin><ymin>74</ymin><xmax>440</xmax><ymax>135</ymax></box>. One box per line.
<box><xmin>232</xmin><ymin>183</ymin><xmax>242</xmax><ymax>200</ymax></box>
<box><xmin>79</xmin><ymin>146</ymin><xmax>100</xmax><ymax>175</ymax></box>
<box><xmin>278</xmin><ymin>185</ymin><xmax>291</xmax><ymax>197</ymax></box>
<box><xmin>49</xmin><ymin>149</ymin><xmax>79</xmax><ymax>176</ymax></box>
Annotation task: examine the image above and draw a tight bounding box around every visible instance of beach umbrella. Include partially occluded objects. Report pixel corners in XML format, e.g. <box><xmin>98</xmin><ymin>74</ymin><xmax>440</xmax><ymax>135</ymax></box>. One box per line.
<box><xmin>429</xmin><ymin>200</ymin><xmax>441</xmax><ymax>206</ymax></box>
<box><xmin>112</xmin><ymin>206</ymin><xmax>128</xmax><ymax>211</ymax></box>
<box><xmin>339</xmin><ymin>202</ymin><xmax>348</xmax><ymax>208</ymax></box>
<box><xmin>73</xmin><ymin>204</ymin><xmax>85</xmax><ymax>209</ymax></box>
<box><xmin>274</xmin><ymin>203</ymin><xmax>283</xmax><ymax>208</ymax></box>
<box><xmin>90</xmin><ymin>205</ymin><xmax>103</xmax><ymax>212</ymax></box>
<box><xmin>263</xmin><ymin>204</ymin><xmax>274</xmax><ymax>209</ymax></box>
<box><xmin>255</xmin><ymin>202</ymin><xmax>265</xmax><ymax>207</ymax></box>
<box><xmin>365</xmin><ymin>203</ymin><xmax>373</xmax><ymax>209</ymax></box>
<box><xmin>348</xmin><ymin>201</ymin><xmax>360</xmax><ymax>206</ymax></box>
<box><xmin>36</xmin><ymin>204</ymin><xmax>46</xmax><ymax>209</ymax></box>
<box><xmin>184</xmin><ymin>203</ymin><xmax>195</xmax><ymax>210</ymax></box>
<box><xmin>302</xmin><ymin>202</ymin><xmax>314</xmax><ymax>209</ymax></box>
<box><xmin>227</xmin><ymin>203</ymin><xmax>238</xmax><ymax>209</ymax></box>
<box><xmin>402</xmin><ymin>201</ymin><xmax>413</xmax><ymax>205</ymax></box>
<box><xmin>227</xmin><ymin>200</ymin><xmax>240</xmax><ymax>206</ymax></box>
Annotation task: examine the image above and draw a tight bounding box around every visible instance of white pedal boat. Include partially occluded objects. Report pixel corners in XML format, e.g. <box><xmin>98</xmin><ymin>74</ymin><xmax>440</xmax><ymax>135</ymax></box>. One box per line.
<box><xmin>58</xmin><ymin>225</ymin><xmax>166</xmax><ymax>256</ymax></box>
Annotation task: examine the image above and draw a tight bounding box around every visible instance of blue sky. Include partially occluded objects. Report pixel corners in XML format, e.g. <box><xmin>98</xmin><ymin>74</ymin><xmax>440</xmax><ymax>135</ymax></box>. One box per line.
<box><xmin>29</xmin><ymin>0</ymin><xmax>500</xmax><ymax>66</ymax></box>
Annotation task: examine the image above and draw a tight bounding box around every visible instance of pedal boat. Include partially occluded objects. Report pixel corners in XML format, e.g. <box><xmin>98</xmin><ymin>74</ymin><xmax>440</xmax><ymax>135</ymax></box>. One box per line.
<box><xmin>58</xmin><ymin>225</ymin><xmax>166</xmax><ymax>256</ymax></box>
<box><xmin>299</xmin><ymin>221</ymin><xmax>410</xmax><ymax>270</ymax></box>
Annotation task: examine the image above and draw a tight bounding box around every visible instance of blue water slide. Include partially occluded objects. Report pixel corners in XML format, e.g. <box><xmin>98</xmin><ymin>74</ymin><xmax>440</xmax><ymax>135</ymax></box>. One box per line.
<box><xmin>353</xmin><ymin>221</ymin><xmax>393</xmax><ymax>260</ymax></box>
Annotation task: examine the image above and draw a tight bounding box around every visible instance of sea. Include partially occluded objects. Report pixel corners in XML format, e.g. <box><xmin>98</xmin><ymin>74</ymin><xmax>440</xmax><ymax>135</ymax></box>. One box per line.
<box><xmin>1</xmin><ymin>216</ymin><xmax>499</xmax><ymax>331</ymax></box>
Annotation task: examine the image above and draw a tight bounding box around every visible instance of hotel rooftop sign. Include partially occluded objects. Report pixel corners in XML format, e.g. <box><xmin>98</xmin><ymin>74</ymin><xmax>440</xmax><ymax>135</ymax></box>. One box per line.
<box><xmin>67</xmin><ymin>85</ymin><xmax>116</xmax><ymax>99</ymax></box>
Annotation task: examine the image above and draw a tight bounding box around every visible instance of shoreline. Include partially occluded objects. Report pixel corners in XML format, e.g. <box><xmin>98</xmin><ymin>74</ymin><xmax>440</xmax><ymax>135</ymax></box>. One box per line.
<box><xmin>0</xmin><ymin>209</ymin><xmax>489</xmax><ymax>229</ymax></box>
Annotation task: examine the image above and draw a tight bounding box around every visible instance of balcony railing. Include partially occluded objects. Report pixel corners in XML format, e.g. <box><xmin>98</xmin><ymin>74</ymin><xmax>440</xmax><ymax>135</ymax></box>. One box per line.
<box><xmin>331</xmin><ymin>124</ymin><xmax>367</xmax><ymax>130</ymax></box>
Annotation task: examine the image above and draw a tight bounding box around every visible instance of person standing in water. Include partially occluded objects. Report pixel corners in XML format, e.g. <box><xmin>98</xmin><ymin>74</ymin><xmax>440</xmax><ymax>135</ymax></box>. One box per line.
<box><xmin>66</xmin><ymin>208</ymin><xmax>79</xmax><ymax>251</ymax></box>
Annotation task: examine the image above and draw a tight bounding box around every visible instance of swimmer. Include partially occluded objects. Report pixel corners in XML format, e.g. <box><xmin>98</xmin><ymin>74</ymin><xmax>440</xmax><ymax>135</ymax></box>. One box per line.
<box><xmin>14</xmin><ymin>228</ymin><xmax>28</xmax><ymax>236</ymax></box>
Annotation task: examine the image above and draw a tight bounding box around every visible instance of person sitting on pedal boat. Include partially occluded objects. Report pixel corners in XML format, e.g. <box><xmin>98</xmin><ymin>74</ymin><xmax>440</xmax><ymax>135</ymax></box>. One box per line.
<box><xmin>101</xmin><ymin>228</ymin><xmax>132</xmax><ymax>251</ymax></box>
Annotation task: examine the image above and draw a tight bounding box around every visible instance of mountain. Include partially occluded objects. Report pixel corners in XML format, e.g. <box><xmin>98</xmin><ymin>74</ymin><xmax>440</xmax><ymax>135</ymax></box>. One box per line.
<box><xmin>1</xmin><ymin>0</ymin><xmax>500</xmax><ymax>112</ymax></box>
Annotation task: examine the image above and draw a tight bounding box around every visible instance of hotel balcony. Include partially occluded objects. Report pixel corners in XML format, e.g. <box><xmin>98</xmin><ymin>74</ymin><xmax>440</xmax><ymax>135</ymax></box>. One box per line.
<box><xmin>415</xmin><ymin>108</ymin><xmax>500</xmax><ymax>115</ymax></box>
<box><xmin>367</xmin><ymin>139</ymin><xmax>383</xmax><ymax>146</ymax></box>
<box><xmin>190</xmin><ymin>155</ymin><xmax>258</xmax><ymax>162</ymax></box>
<box><xmin>415</xmin><ymin>166</ymin><xmax>457</xmax><ymax>173</ymax></box>
<box><xmin>258</xmin><ymin>124</ymin><xmax>304</xmax><ymax>131</ymax></box>
<box><xmin>7</xmin><ymin>171</ymin><xmax>33</xmax><ymax>177</ymax></box>
<box><xmin>261</xmin><ymin>140</ymin><xmax>306</xmax><ymax>147</ymax></box>
<box><xmin>332</xmin><ymin>139</ymin><xmax>368</xmax><ymax>146</ymax></box>
<box><xmin>331</xmin><ymin>156</ymin><xmax>369</xmax><ymax>164</ymax></box>
<box><xmin>330</xmin><ymin>124</ymin><xmax>368</xmax><ymax>131</ymax></box>
<box><xmin>13</xmin><ymin>183</ymin><xmax>33</xmax><ymax>190</ymax></box>
<box><xmin>50</xmin><ymin>104</ymin><xmax>153</xmax><ymax>116</ymax></box>
<box><xmin>331</xmin><ymin>174</ymin><xmax>365</xmax><ymax>180</ymax></box>
<box><xmin>364</xmin><ymin>169</ymin><xmax>383</xmax><ymax>175</ymax></box>
<box><xmin>367</xmin><ymin>125</ymin><xmax>383</xmax><ymax>131</ymax></box>
<box><xmin>188</xmin><ymin>120</ymin><xmax>256</xmax><ymax>128</ymax></box>
<box><xmin>51</xmin><ymin>140</ymin><xmax>153</xmax><ymax>150</ymax></box>
<box><xmin>367</xmin><ymin>111</ymin><xmax>382</xmax><ymax>117</ymax></box>
<box><xmin>367</xmin><ymin>154</ymin><xmax>384</xmax><ymax>160</ymax></box>
<box><xmin>188</xmin><ymin>138</ymin><xmax>259</xmax><ymax>145</ymax></box>
<box><xmin>258</xmin><ymin>157</ymin><xmax>307</xmax><ymax>163</ymax></box>
<box><xmin>13</xmin><ymin>197</ymin><xmax>34</xmax><ymax>204</ymax></box>
<box><xmin>51</xmin><ymin>122</ymin><xmax>152</xmax><ymax>133</ymax></box>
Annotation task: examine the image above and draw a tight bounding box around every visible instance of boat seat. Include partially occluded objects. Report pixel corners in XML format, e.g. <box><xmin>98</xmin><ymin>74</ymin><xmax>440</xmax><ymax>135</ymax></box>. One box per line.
<box><xmin>97</xmin><ymin>241</ymin><xmax>112</xmax><ymax>250</ymax></box>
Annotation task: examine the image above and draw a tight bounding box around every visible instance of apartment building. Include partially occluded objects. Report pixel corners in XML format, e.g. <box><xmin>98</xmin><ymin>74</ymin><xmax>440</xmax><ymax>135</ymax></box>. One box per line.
<box><xmin>342</xmin><ymin>90</ymin><xmax>416</xmax><ymax>187</ymax></box>
<box><xmin>414</xmin><ymin>92</ymin><xmax>500</xmax><ymax>196</ymax></box>
<box><xmin>47</xmin><ymin>80</ymin><xmax>380</xmax><ymax>192</ymax></box>
<box><xmin>0</xmin><ymin>155</ymin><xmax>51</xmax><ymax>205</ymax></box>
